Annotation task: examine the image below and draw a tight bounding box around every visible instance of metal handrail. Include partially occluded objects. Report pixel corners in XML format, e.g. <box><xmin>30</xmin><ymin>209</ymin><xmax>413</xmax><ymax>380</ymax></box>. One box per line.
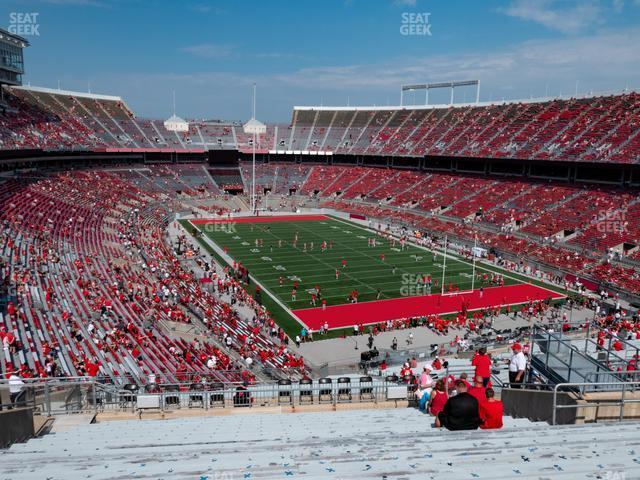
<box><xmin>582</xmin><ymin>336</ymin><xmax>632</xmax><ymax>367</ymax></box>
<box><xmin>584</xmin><ymin>370</ymin><xmax>636</xmax><ymax>384</ymax></box>
<box><xmin>551</xmin><ymin>380</ymin><xmax>640</xmax><ymax>425</ymax></box>
<box><xmin>0</xmin><ymin>376</ymin><xmax>420</xmax><ymax>415</ymax></box>
<box><xmin>533</xmin><ymin>329</ymin><xmax>621</xmax><ymax>385</ymax></box>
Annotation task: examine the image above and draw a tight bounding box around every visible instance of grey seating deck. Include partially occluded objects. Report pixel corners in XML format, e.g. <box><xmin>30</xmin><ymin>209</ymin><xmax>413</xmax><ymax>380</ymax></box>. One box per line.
<box><xmin>1</xmin><ymin>408</ymin><xmax>639</xmax><ymax>479</ymax></box>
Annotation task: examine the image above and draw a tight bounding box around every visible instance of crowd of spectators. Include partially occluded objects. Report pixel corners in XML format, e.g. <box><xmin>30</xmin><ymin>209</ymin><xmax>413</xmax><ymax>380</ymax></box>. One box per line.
<box><xmin>0</xmin><ymin>168</ymin><xmax>307</xmax><ymax>389</ymax></box>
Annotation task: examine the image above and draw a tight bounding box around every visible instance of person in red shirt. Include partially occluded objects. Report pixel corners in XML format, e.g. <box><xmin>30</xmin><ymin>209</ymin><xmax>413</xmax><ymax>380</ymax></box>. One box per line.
<box><xmin>471</xmin><ymin>347</ymin><xmax>492</xmax><ymax>387</ymax></box>
<box><xmin>613</xmin><ymin>339</ymin><xmax>623</xmax><ymax>351</ymax></box>
<box><xmin>479</xmin><ymin>388</ymin><xmax>503</xmax><ymax>429</ymax></box>
<box><xmin>379</xmin><ymin>359</ymin><xmax>387</xmax><ymax>374</ymax></box>
<box><xmin>456</xmin><ymin>372</ymin><xmax>471</xmax><ymax>390</ymax></box>
<box><xmin>467</xmin><ymin>376</ymin><xmax>487</xmax><ymax>405</ymax></box>
<box><xmin>85</xmin><ymin>360</ymin><xmax>101</xmax><ymax>377</ymax></box>
<box><xmin>428</xmin><ymin>379</ymin><xmax>448</xmax><ymax>418</ymax></box>
<box><xmin>432</xmin><ymin>357</ymin><xmax>442</xmax><ymax>370</ymax></box>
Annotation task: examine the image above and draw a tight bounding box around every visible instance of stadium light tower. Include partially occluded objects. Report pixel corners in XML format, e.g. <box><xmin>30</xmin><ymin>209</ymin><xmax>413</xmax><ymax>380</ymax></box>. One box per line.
<box><xmin>243</xmin><ymin>83</ymin><xmax>266</xmax><ymax>214</ymax></box>
<box><xmin>401</xmin><ymin>80</ymin><xmax>480</xmax><ymax>106</ymax></box>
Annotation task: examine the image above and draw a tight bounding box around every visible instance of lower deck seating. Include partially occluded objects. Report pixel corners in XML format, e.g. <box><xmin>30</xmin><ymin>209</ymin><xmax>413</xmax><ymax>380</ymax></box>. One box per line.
<box><xmin>0</xmin><ymin>168</ymin><xmax>305</xmax><ymax>384</ymax></box>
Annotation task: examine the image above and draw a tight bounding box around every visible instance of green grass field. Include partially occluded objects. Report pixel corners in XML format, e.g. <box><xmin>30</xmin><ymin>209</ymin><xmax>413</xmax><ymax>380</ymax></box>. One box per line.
<box><xmin>203</xmin><ymin>217</ymin><xmax>523</xmax><ymax>305</ymax></box>
<box><xmin>181</xmin><ymin>215</ymin><xmax>569</xmax><ymax>338</ymax></box>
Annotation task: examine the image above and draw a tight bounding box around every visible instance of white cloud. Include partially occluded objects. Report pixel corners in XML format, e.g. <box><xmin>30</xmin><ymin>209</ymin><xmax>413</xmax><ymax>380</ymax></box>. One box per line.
<box><xmin>268</xmin><ymin>26</ymin><xmax>640</xmax><ymax>101</ymax></box>
<box><xmin>180</xmin><ymin>44</ymin><xmax>234</xmax><ymax>58</ymax></box>
<box><xmin>39</xmin><ymin>0</ymin><xmax>106</xmax><ymax>6</ymax></box>
<box><xmin>254</xmin><ymin>52</ymin><xmax>304</xmax><ymax>60</ymax></box>
<box><xmin>189</xmin><ymin>4</ymin><xmax>225</xmax><ymax>14</ymax></box>
<box><xmin>500</xmin><ymin>0</ymin><xmax>603</xmax><ymax>34</ymax></box>
<box><xmin>612</xmin><ymin>0</ymin><xmax>624</xmax><ymax>12</ymax></box>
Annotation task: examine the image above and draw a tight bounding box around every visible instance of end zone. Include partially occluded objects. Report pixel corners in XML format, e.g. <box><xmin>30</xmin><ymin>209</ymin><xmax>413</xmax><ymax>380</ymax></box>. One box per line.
<box><xmin>292</xmin><ymin>283</ymin><xmax>566</xmax><ymax>331</ymax></box>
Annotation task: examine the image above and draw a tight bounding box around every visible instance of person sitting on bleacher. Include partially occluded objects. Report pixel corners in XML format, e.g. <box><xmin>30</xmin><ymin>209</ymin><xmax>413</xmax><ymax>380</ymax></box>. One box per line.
<box><xmin>435</xmin><ymin>380</ymin><xmax>481</xmax><ymax>430</ymax></box>
<box><xmin>428</xmin><ymin>380</ymin><xmax>447</xmax><ymax>418</ymax></box>
<box><xmin>479</xmin><ymin>388</ymin><xmax>503</xmax><ymax>429</ymax></box>
<box><xmin>467</xmin><ymin>376</ymin><xmax>488</xmax><ymax>405</ymax></box>
<box><xmin>455</xmin><ymin>372</ymin><xmax>471</xmax><ymax>390</ymax></box>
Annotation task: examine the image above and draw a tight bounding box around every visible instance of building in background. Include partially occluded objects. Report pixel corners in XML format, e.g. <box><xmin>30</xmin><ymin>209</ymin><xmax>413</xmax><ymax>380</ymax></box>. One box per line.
<box><xmin>0</xmin><ymin>27</ymin><xmax>28</xmax><ymax>87</ymax></box>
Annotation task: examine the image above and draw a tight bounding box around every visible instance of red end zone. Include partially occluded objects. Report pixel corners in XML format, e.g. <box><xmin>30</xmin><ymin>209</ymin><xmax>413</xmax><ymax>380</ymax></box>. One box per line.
<box><xmin>191</xmin><ymin>215</ymin><xmax>329</xmax><ymax>225</ymax></box>
<box><xmin>292</xmin><ymin>283</ymin><xmax>565</xmax><ymax>331</ymax></box>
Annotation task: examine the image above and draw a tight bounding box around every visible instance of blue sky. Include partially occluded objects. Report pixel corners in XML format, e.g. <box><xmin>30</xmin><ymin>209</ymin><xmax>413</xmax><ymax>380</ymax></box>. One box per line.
<box><xmin>3</xmin><ymin>0</ymin><xmax>640</xmax><ymax>121</ymax></box>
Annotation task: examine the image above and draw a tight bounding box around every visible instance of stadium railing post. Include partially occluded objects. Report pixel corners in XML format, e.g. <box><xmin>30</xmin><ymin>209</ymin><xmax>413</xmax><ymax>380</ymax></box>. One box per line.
<box><xmin>551</xmin><ymin>384</ymin><xmax>560</xmax><ymax>425</ymax></box>
<box><xmin>91</xmin><ymin>381</ymin><xmax>97</xmax><ymax>414</ymax></box>
<box><xmin>44</xmin><ymin>383</ymin><xmax>51</xmax><ymax>417</ymax></box>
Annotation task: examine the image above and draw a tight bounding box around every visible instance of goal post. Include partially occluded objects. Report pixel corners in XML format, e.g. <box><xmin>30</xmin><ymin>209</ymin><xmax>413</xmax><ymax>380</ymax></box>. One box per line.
<box><xmin>440</xmin><ymin>235</ymin><xmax>447</xmax><ymax>295</ymax></box>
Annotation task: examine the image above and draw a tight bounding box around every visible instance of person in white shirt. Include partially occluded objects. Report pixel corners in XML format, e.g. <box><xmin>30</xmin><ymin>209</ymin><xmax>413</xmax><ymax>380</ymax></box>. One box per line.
<box><xmin>206</xmin><ymin>357</ymin><xmax>217</xmax><ymax>369</ymax></box>
<box><xmin>508</xmin><ymin>343</ymin><xmax>527</xmax><ymax>388</ymax></box>
<box><xmin>9</xmin><ymin>374</ymin><xmax>25</xmax><ymax>407</ymax></box>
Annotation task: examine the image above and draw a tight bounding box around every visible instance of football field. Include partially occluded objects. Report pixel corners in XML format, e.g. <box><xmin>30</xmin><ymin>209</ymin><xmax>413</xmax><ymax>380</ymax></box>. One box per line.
<box><xmin>189</xmin><ymin>214</ymin><xmax>564</xmax><ymax>334</ymax></box>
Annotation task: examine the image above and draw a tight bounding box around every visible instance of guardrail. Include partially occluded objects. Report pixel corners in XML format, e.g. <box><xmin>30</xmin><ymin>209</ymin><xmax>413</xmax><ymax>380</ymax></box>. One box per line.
<box><xmin>0</xmin><ymin>377</ymin><xmax>420</xmax><ymax>415</ymax></box>
<box><xmin>120</xmin><ymin>380</ymin><xmax>412</xmax><ymax>414</ymax></box>
<box><xmin>532</xmin><ymin>329</ymin><xmax>622</xmax><ymax>387</ymax></box>
<box><xmin>551</xmin><ymin>380</ymin><xmax>640</xmax><ymax>425</ymax></box>
<box><xmin>0</xmin><ymin>364</ymin><xmax>510</xmax><ymax>415</ymax></box>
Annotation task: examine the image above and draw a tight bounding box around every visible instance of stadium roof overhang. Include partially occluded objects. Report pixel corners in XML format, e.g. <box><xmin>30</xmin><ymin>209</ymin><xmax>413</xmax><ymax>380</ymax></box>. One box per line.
<box><xmin>0</xmin><ymin>27</ymin><xmax>29</xmax><ymax>48</ymax></box>
<box><xmin>11</xmin><ymin>85</ymin><xmax>123</xmax><ymax>102</ymax></box>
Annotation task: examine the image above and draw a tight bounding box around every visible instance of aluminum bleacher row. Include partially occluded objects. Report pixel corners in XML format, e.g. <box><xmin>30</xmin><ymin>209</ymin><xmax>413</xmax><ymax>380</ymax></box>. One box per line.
<box><xmin>2</xmin><ymin>85</ymin><xmax>640</xmax><ymax>164</ymax></box>
<box><xmin>288</xmin><ymin>92</ymin><xmax>640</xmax><ymax>163</ymax></box>
<box><xmin>0</xmin><ymin>168</ymin><xmax>306</xmax><ymax>385</ymax></box>
<box><xmin>3</xmin><ymin>408</ymin><xmax>640</xmax><ymax>479</ymax></box>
